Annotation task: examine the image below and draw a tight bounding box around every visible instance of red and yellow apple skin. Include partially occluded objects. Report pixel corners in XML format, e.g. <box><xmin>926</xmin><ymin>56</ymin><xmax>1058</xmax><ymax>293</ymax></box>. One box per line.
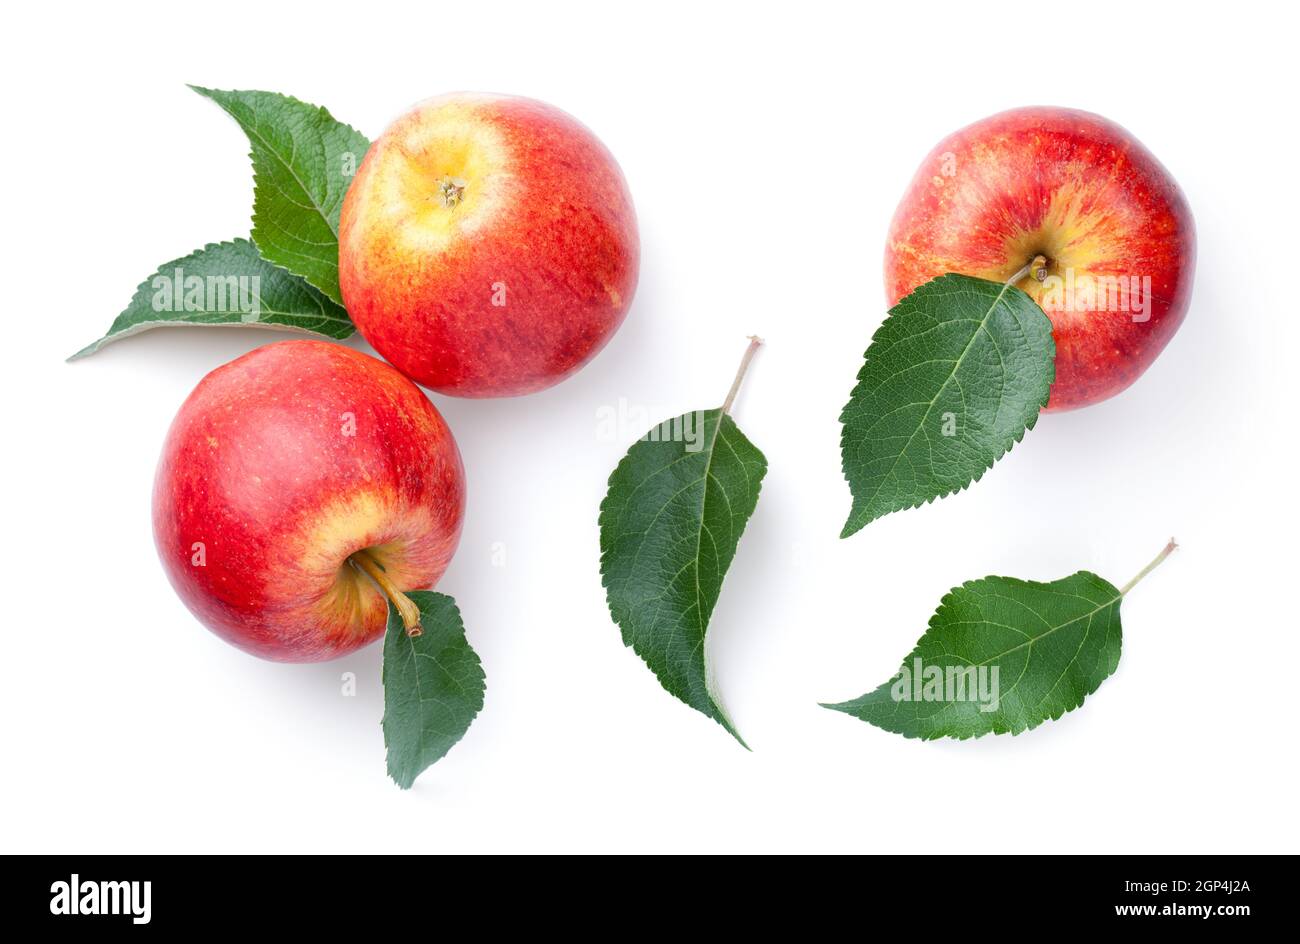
<box><xmin>153</xmin><ymin>340</ymin><xmax>465</xmax><ymax>662</ymax></box>
<box><xmin>339</xmin><ymin>93</ymin><xmax>639</xmax><ymax>398</ymax></box>
<box><xmin>885</xmin><ymin>107</ymin><xmax>1195</xmax><ymax>411</ymax></box>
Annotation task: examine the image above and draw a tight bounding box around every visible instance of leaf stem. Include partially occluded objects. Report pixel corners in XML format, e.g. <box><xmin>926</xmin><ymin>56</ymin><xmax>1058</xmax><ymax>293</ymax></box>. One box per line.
<box><xmin>1119</xmin><ymin>538</ymin><xmax>1178</xmax><ymax>596</ymax></box>
<box><xmin>350</xmin><ymin>549</ymin><xmax>423</xmax><ymax>636</ymax></box>
<box><xmin>721</xmin><ymin>336</ymin><xmax>763</xmax><ymax>415</ymax></box>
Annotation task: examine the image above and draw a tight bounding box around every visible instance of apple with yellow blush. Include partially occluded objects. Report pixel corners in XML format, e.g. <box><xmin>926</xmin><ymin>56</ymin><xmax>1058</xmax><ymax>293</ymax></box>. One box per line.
<box><xmin>153</xmin><ymin>340</ymin><xmax>465</xmax><ymax>662</ymax></box>
<box><xmin>339</xmin><ymin>93</ymin><xmax>639</xmax><ymax>398</ymax></box>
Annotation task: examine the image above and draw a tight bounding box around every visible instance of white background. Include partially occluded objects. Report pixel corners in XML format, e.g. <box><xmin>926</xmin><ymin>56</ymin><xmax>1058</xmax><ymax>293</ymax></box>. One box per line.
<box><xmin>3</xmin><ymin>0</ymin><xmax>1296</xmax><ymax>854</ymax></box>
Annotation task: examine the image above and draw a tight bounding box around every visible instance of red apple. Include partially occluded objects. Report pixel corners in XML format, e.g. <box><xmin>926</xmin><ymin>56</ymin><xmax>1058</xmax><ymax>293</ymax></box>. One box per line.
<box><xmin>339</xmin><ymin>93</ymin><xmax>639</xmax><ymax>397</ymax></box>
<box><xmin>153</xmin><ymin>340</ymin><xmax>465</xmax><ymax>662</ymax></box>
<box><xmin>885</xmin><ymin>107</ymin><xmax>1195</xmax><ymax>411</ymax></box>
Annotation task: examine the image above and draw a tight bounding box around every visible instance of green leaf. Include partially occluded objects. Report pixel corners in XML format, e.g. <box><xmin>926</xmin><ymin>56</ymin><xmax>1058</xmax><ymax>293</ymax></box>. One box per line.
<box><xmin>69</xmin><ymin>238</ymin><xmax>353</xmax><ymax>360</ymax></box>
<box><xmin>382</xmin><ymin>592</ymin><xmax>485</xmax><ymax>789</ymax></box>
<box><xmin>192</xmin><ymin>86</ymin><xmax>369</xmax><ymax>305</ymax></box>
<box><xmin>599</xmin><ymin>406</ymin><xmax>767</xmax><ymax>746</ymax></box>
<box><xmin>822</xmin><ymin>542</ymin><xmax>1177</xmax><ymax>739</ymax></box>
<box><xmin>840</xmin><ymin>273</ymin><xmax>1055</xmax><ymax>537</ymax></box>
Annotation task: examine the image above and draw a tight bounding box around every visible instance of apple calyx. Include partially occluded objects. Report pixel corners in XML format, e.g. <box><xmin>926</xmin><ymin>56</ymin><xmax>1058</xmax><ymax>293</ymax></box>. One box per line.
<box><xmin>721</xmin><ymin>336</ymin><xmax>764</xmax><ymax>416</ymax></box>
<box><xmin>436</xmin><ymin>175</ymin><xmax>467</xmax><ymax>208</ymax></box>
<box><xmin>349</xmin><ymin>548</ymin><xmax>423</xmax><ymax>637</ymax></box>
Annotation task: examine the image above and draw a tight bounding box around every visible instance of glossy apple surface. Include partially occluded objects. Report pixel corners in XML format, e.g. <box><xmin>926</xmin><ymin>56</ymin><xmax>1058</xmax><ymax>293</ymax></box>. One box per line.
<box><xmin>153</xmin><ymin>340</ymin><xmax>465</xmax><ymax>661</ymax></box>
<box><xmin>339</xmin><ymin>93</ymin><xmax>639</xmax><ymax>397</ymax></box>
<box><xmin>885</xmin><ymin>107</ymin><xmax>1195</xmax><ymax>411</ymax></box>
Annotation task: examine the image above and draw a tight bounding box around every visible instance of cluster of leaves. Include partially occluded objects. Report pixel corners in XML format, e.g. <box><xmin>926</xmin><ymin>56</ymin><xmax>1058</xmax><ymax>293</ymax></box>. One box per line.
<box><xmin>598</xmin><ymin>277</ymin><xmax>1168</xmax><ymax>745</ymax></box>
<box><xmin>72</xmin><ymin>88</ymin><xmax>368</xmax><ymax>359</ymax></box>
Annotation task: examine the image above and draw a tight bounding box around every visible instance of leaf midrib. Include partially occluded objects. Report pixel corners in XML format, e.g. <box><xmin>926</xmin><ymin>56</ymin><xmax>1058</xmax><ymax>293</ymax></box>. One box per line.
<box><xmin>240</xmin><ymin>112</ymin><xmax>338</xmax><ymax>238</ymax></box>
<box><xmin>689</xmin><ymin>410</ymin><xmax>728</xmax><ymax>643</ymax></box>
<box><xmin>952</xmin><ymin>582</ymin><xmax>1120</xmax><ymax>670</ymax></box>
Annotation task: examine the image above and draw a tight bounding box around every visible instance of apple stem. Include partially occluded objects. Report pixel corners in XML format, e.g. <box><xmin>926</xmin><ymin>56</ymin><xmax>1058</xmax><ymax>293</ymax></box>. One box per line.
<box><xmin>1119</xmin><ymin>538</ymin><xmax>1178</xmax><ymax>597</ymax></box>
<box><xmin>721</xmin><ymin>336</ymin><xmax>763</xmax><ymax>415</ymax></box>
<box><xmin>1006</xmin><ymin>254</ymin><xmax>1049</xmax><ymax>286</ymax></box>
<box><xmin>350</xmin><ymin>549</ymin><xmax>423</xmax><ymax>637</ymax></box>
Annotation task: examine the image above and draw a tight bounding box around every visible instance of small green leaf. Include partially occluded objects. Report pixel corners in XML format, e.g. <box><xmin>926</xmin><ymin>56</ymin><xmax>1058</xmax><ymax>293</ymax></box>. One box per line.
<box><xmin>599</xmin><ymin>344</ymin><xmax>767</xmax><ymax>746</ymax></box>
<box><xmin>192</xmin><ymin>86</ymin><xmax>369</xmax><ymax>305</ymax></box>
<box><xmin>840</xmin><ymin>273</ymin><xmax>1055</xmax><ymax>537</ymax></box>
<box><xmin>382</xmin><ymin>592</ymin><xmax>485</xmax><ymax>789</ymax></box>
<box><xmin>823</xmin><ymin>541</ymin><xmax>1177</xmax><ymax>739</ymax></box>
<box><xmin>69</xmin><ymin>238</ymin><xmax>353</xmax><ymax>360</ymax></box>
